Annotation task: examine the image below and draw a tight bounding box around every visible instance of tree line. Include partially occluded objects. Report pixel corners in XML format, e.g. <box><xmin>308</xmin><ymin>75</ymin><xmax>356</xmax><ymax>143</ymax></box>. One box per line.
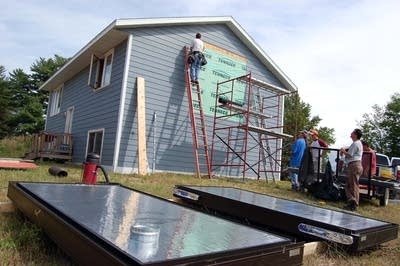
<box><xmin>358</xmin><ymin>93</ymin><xmax>400</xmax><ymax>158</ymax></box>
<box><xmin>1</xmin><ymin>55</ymin><xmax>398</xmax><ymax>159</ymax></box>
<box><xmin>0</xmin><ymin>55</ymin><xmax>68</xmax><ymax>138</ymax></box>
<box><xmin>282</xmin><ymin>91</ymin><xmax>400</xmax><ymax>165</ymax></box>
<box><xmin>282</xmin><ymin>92</ymin><xmax>335</xmax><ymax>168</ymax></box>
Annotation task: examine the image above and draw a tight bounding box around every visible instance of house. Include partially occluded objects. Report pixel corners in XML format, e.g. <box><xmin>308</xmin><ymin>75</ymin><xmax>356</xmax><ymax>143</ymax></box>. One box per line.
<box><xmin>41</xmin><ymin>16</ymin><xmax>297</xmax><ymax>178</ymax></box>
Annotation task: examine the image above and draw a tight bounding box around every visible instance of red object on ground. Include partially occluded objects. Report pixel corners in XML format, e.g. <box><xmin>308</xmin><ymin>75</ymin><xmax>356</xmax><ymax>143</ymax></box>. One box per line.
<box><xmin>0</xmin><ymin>160</ymin><xmax>38</xmax><ymax>169</ymax></box>
<box><xmin>82</xmin><ymin>162</ymin><xmax>98</xmax><ymax>184</ymax></box>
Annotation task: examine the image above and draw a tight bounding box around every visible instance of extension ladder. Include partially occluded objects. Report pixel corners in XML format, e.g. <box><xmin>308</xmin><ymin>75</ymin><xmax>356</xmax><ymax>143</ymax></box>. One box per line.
<box><xmin>252</xmin><ymin>85</ymin><xmax>276</xmax><ymax>182</ymax></box>
<box><xmin>184</xmin><ymin>47</ymin><xmax>211</xmax><ymax>178</ymax></box>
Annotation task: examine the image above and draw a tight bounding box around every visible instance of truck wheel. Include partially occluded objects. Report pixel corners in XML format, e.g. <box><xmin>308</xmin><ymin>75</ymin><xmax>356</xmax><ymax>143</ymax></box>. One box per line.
<box><xmin>379</xmin><ymin>188</ymin><xmax>390</xmax><ymax>206</ymax></box>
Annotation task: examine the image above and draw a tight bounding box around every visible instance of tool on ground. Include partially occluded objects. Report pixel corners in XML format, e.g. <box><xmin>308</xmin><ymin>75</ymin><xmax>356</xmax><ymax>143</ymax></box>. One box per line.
<box><xmin>48</xmin><ymin>166</ymin><xmax>68</xmax><ymax>177</ymax></box>
<box><xmin>82</xmin><ymin>153</ymin><xmax>110</xmax><ymax>184</ymax></box>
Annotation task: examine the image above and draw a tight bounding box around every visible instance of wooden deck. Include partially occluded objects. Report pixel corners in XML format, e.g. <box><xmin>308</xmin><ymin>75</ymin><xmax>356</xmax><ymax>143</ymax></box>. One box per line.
<box><xmin>25</xmin><ymin>132</ymin><xmax>73</xmax><ymax>161</ymax></box>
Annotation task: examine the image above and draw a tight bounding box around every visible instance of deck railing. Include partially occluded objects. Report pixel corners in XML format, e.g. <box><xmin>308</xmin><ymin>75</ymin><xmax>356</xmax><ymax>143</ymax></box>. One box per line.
<box><xmin>28</xmin><ymin>132</ymin><xmax>73</xmax><ymax>160</ymax></box>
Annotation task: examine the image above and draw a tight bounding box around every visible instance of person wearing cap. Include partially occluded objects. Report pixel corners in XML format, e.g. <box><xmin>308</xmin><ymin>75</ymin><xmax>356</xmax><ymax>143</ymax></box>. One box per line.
<box><xmin>340</xmin><ymin>128</ymin><xmax>363</xmax><ymax>211</ymax></box>
<box><xmin>310</xmin><ymin>129</ymin><xmax>328</xmax><ymax>174</ymax></box>
<box><xmin>289</xmin><ymin>131</ymin><xmax>307</xmax><ymax>191</ymax></box>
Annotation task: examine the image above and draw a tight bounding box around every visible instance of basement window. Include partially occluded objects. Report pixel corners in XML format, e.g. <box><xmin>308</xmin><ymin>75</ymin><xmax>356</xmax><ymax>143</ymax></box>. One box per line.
<box><xmin>49</xmin><ymin>85</ymin><xmax>63</xmax><ymax>116</ymax></box>
<box><xmin>88</xmin><ymin>49</ymin><xmax>114</xmax><ymax>90</ymax></box>
<box><xmin>86</xmin><ymin>129</ymin><xmax>104</xmax><ymax>158</ymax></box>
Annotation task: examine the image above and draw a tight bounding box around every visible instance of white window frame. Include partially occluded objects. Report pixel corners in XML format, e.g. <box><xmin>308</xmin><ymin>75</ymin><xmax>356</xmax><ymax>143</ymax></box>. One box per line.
<box><xmin>64</xmin><ymin>106</ymin><xmax>74</xmax><ymax>134</ymax></box>
<box><xmin>85</xmin><ymin>128</ymin><xmax>105</xmax><ymax>160</ymax></box>
<box><xmin>88</xmin><ymin>49</ymin><xmax>114</xmax><ymax>90</ymax></box>
<box><xmin>49</xmin><ymin>84</ymin><xmax>63</xmax><ymax>116</ymax></box>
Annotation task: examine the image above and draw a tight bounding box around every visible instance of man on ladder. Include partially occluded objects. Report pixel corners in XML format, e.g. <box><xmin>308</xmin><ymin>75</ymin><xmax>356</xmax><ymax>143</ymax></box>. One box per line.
<box><xmin>189</xmin><ymin>33</ymin><xmax>205</xmax><ymax>84</ymax></box>
<box><xmin>185</xmin><ymin>33</ymin><xmax>211</xmax><ymax>178</ymax></box>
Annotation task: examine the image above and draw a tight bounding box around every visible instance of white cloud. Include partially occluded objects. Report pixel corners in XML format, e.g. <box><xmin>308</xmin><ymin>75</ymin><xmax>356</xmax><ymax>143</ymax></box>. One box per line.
<box><xmin>260</xmin><ymin>0</ymin><xmax>400</xmax><ymax>146</ymax></box>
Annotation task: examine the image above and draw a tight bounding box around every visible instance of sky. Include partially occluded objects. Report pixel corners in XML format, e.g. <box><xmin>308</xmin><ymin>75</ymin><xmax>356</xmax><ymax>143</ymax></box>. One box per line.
<box><xmin>1</xmin><ymin>0</ymin><xmax>399</xmax><ymax>147</ymax></box>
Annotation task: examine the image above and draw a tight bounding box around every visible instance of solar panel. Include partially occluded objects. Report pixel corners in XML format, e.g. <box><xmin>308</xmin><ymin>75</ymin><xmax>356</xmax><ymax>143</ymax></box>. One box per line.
<box><xmin>173</xmin><ymin>185</ymin><xmax>399</xmax><ymax>251</ymax></box>
<box><xmin>8</xmin><ymin>182</ymin><xmax>303</xmax><ymax>265</ymax></box>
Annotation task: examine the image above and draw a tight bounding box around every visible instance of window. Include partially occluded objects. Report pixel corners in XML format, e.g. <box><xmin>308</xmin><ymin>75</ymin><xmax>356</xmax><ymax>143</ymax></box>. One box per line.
<box><xmin>49</xmin><ymin>85</ymin><xmax>63</xmax><ymax>116</ymax></box>
<box><xmin>86</xmin><ymin>129</ymin><xmax>104</xmax><ymax>158</ymax></box>
<box><xmin>88</xmin><ymin>49</ymin><xmax>114</xmax><ymax>89</ymax></box>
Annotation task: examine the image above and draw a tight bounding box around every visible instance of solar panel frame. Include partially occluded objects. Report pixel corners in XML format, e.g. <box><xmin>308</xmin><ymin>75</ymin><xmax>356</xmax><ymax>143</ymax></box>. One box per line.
<box><xmin>8</xmin><ymin>182</ymin><xmax>304</xmax><ymax>265</ymax></box>
<box><xmin>173</xmin><ymin>185</ymin><xmax>399</xmax><ymax>252</ymax></box>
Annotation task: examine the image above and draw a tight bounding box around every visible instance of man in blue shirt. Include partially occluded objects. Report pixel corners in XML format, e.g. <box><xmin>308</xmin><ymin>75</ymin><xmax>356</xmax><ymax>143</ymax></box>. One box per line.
<box><xmin>290</xmin><ymin>131</ymin><xmax>307</xmax><ymax>191</ymax></box>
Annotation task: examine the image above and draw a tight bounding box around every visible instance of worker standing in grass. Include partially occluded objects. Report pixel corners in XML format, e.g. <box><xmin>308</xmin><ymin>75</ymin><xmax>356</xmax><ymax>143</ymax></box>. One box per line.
<box><xmin>361</xmin><ymin>140</ymin><xmax>377</xmax><ymax>177</ymax></box>
<box><xmin>310</xmin><ymin>129</ymin><xmax>328</xmax><ymax>174</ymax></box>
<box><xmin>189</xmin><ymin>33</ymin><xmax>205</xmax><ymax>84</ymax></box>
<box><xmin>289</xmin><ymin>131</ymin><xmax>307</xmax><ymax>191</ymax></box>
<box><xmin>340</xmin><ymin>128</ymin><xmax>363</xmax><ymax>211</ymax></box>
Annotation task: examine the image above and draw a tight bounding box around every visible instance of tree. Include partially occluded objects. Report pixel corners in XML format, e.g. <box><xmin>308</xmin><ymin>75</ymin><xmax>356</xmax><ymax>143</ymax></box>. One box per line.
<box><xmin>6</xmin><ymin>99</ymin><xmax>44</xmax><ymax>135</ymax></box>
<box><xmin>0</xmin><ymin>66</ymin><xmax>12</xmax><ymax>138</ymax></box>
<box><xmin>30</xmin><ymin>55</ymin><xmax>69</xmax><ymax>112</ymax></box>
<box><xmin>358</xmin><ymin>105</ymin><xmax>386</xmax><ymax>152</ymax></box>
<box><xmin>316</xmin><ymin>126</ymin><xmax>335</xmax><ymax>145</ymax></box>
<box><xmin>382</xmin><ymin>93</ymin><xmax>400</xmax><ymax>157</ymax></box>
<box><xmin>5</xmin><ymin>55</ymin><xmax>68</xmax><ymax>136</ymax></box>
<box><xmin>8</xmin><ymin>68</ymin><xmax>34</xmax><ymax>107</ymax></box>
<box><xmin>358</xmin><ymin>93</ymin><xmax>400</xmax><ymax>157</ymax></box>
<box><xmin>282</xmin><ymin>92</ymin><xmax>335</xmax><ymax>168</ymax></box>
<box><xmin>7</xmin><ymin>68</ymin><xmax>43</xmax><ymax>135</ymax></box>
<box><xmin>30</xmin><ymin>55</ymin><xmax>68</xmax><ymax>88</ymax></box>
<box><xmin>283</xmin><ymin>92</ymin><xmax>316</xmax><ymax>135</ymax></box>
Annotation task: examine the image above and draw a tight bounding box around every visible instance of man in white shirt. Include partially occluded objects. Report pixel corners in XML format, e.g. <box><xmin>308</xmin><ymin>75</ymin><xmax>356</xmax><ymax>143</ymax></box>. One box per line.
<box><xmin>190</xmin><ymin>33</ymin><xmax>205</xmax><ymax>84</ymax></box>
<box><xmin>340</xmin><ymin>128</ymin><xmax>363</xmax><ymax>211</ymax></box>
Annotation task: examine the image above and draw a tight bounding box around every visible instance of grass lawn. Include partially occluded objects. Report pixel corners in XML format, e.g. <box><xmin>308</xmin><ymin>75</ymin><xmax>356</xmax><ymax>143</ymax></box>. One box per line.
<box><xmin>0</xmin><ymin>162</ymin><xmax>399</xmax><ymax>265</ymax></box>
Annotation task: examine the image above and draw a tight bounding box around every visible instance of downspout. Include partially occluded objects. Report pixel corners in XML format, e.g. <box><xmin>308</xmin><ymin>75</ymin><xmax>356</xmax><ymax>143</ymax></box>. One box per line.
<box><xmin>277</xmin><ymin>91</ymin><xmax>287</xmax><ymax>181</ymax></box>
<box><xmin>44</xmin><ymin>92</ymin><xmax>51</xmax><ymax>130</ymax></box>
<box><xmin>113</xmin><ymin>34</ymin><xmax>132</xmax><ymax>172</ymax></box>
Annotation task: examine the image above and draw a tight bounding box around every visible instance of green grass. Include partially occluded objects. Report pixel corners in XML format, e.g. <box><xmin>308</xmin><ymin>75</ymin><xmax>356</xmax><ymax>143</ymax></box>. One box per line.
<box><xmin>0</xmin><ymin>162</ymin><xmax>399</xmax><ymax>265</ymax></box>
<box><xmin>0</xmin><ymin>135</ymin><xmax>32</xmax><ymax>159</ymax></box>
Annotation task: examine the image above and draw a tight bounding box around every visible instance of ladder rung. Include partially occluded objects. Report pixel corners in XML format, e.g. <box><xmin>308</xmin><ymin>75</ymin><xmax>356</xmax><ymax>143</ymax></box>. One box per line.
<box><xmin>227</xmin><ymin>151</ymin><xmax>245</xmax><ymax>155</ymax></box>
<box><xmin>211</xmin><ymin>163</ymin><xmax>244</xmax><ymax>167</ymax></box>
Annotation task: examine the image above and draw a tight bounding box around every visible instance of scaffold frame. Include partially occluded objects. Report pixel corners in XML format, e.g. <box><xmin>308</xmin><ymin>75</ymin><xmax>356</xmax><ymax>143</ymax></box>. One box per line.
<box><xmin>210</xmin><ymin>73</ymin><xmax>292</xmax><ymax>181</ymax></box>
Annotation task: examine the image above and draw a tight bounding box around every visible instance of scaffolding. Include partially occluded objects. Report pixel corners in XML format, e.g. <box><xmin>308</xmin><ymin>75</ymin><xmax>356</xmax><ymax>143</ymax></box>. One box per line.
<box><xmin>210</xmin><ymin>73</ymin><xmax>292</xmax><ymax>181</ymax></box>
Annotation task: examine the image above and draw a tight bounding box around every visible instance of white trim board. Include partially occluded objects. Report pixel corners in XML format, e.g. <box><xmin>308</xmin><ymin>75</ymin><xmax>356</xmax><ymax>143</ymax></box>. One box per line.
<box><xmin>113</xmin><ymin>34</ymin><xmax>133</xmax><ymax>172</ymax></box>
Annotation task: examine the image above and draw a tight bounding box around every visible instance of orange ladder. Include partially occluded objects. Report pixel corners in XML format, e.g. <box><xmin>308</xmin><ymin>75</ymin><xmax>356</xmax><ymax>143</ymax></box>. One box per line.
<box><xmin>184</xmin><ymin>47</ymin><xmax>211</xmax><ymax>178</ymax></box>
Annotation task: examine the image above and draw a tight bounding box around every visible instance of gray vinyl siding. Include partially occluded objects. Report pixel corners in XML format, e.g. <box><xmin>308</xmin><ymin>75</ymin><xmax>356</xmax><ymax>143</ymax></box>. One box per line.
<box><xmin>117</xmin><ymin>24</ymin><xmax>285</xmax><ymax>178</ymax></box>
<box><xmin>45</xmin><ymin>40</ymin><xmax>127</xmax><ymax>165</ymax></box>
<box><xmin>45</xmin><ymin>110</ymin><xmax>65</xmax><ymax>133</ymax></box>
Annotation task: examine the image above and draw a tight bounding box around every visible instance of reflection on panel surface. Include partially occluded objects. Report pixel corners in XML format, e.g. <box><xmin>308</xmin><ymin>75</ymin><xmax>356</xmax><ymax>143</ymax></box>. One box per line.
<box><xmin>187</xmin><ymin>186</ymin><xmax>387</xmax><ymax>231</ymax></box>
<box><xmin>20</xmin><ymin>183</ymin><xmax>290</xmax><ymax>264</ymax></box>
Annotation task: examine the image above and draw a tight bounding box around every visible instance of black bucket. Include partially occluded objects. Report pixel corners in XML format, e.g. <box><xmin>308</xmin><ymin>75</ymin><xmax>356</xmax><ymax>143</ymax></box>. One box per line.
<box><xmin>48</xmin><ymin>166</ymin><xmax>68</xmax><ymax>177</ymax></box>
